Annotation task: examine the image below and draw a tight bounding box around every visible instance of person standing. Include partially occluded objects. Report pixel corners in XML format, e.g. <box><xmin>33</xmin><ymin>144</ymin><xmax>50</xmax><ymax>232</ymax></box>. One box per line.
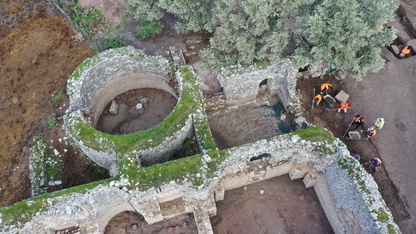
<box><xmin>365</xmin><ymin>157</ymin><xmax>382</xmax><ymax>172</ymax></box>
<box><xmin>337</xmin><ymin>102</ymin><xmax>352</xmax><ymax>113</ymax></box>
<box><xmin>374</xmin><ymin>118</ymin><xmax>385</xmax><ymax>129</ymax></box>
<box><xmin>352</xmin><ymin>115</ymin><xmax>365</xmax><ymax>130</ymax></box>
<box><xmin>365</xmin><ymin>126</ymin><xmax>377</xmax><ymax>138</ymax></box>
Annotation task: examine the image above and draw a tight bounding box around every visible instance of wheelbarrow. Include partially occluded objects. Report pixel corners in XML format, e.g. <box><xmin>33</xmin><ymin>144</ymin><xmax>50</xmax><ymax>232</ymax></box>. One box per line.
<box><xmin>346</xmin><ymin>130</ymin><xmax>368</xmax><ymax>140</ymax></box>
<box><xmin>323</xmin><ymin>94</ymin><xmax>336</xmax><ymax>108</ymax></box>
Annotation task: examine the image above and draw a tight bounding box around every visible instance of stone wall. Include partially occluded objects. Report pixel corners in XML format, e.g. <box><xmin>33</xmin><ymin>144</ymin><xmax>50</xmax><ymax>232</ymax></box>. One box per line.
<box><xmin>2</xmin><ymin>48</ymin><xmax>400</xmax><ymax>234</ymax></box>
<box><xmin>217</xmin><ymin>59</ymin><xmax>297</xmax><ymax>107</ymax></box>
<box><xmin>64</xmin><ymin>47</ymin><xmax>194</xmax><ymax>175</ymax></box>
<box><xmin>2</xmin><ymin>133</ymin><xmax>399</xmax><ymax>234</ymax></box>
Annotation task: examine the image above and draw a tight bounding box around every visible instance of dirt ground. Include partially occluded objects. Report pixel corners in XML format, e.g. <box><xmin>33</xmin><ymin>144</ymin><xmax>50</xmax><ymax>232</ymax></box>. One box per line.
<box><xmin>97</xmin><ymin>88</ymin><xmax>178</xmax><ymax>134</ymax></box>
<box><xmin>211</xmin><ymin>175</ymin><xmax>333</xmax><ymax>234</ymax></box>
<box><xmin>0</xmin><ymin>2</ymin><xmax>109</xmax><ymax>207</ymax></box>
<box><xmin>297</xmin><ymin>68</ymin><xmax>415</xmax><ymax>233</ymax></box>
<box><xmin>105</xmin><ymin>211</ymin><xmax>197</xmax><ymax>234</ymax></box>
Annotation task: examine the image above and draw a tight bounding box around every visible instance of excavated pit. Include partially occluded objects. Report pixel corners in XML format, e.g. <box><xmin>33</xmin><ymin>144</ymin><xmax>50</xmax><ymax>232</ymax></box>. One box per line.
<box><xmin>96</xmin><ymin>88</ymin><xmax>178</xmax><ymax>135</ymax></box>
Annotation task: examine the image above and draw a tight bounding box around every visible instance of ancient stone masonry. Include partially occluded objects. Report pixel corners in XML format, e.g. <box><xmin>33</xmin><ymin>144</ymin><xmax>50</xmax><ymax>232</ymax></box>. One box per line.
<box><xmin>64</xmin><ymin>47</ymin><xmax>194</xmax><ymax>175</ymax></box>
<box><xmin>217</xmin><ymin>59</ymin><xmax>297</xmax><ymax>107</ymax></box>
<box><xmin>0</xmin><ymin>48</ymin><xmax>400</xmax><ymax>234</ymax></box>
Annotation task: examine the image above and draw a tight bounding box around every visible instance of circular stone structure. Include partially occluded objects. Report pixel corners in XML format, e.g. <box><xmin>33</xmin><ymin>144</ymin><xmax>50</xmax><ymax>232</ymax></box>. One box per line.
<box><xmin>96</xmin><ymin>88</ymin><xmax>178</xmax><ymax>135</ymax></box>
<box><xmin>64</xmin><ymin>47</ymin><xmax>194</xmax><ymax>175</ymax></box>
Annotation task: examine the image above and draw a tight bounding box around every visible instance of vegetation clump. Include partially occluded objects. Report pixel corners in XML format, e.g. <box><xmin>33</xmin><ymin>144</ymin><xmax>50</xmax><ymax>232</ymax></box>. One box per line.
<box><xmin>70</xmin><ymin>4</ymin><xmax>102</xmax><ymax>36</ymax></box>
<box><xmin>100</xmin><ymin>36</ymin><xmax>125</xmax><ymax>50</ymax></box>
<box><xmin>136</xmin><ymin>20</ymin><xmax>162</xmax><ymax>38</ymax></box>
<box><xmin>125</xmin><ymin>0</ymin><xmax>399</xmax><ymax>79</ymax></box>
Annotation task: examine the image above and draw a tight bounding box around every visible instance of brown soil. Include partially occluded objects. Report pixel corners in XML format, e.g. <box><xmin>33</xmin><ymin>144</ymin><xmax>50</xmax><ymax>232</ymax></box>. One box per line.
<box><xmin>0</xmin><ymin>5</ymin><xmax>109</xmax><ymax>206</ymax></box>
<box><xmin>97</xmin><ymin>88</ymin><xmax>178</xmax><ymax>135</ymax></box>
<box><xmin>211</xmin><ymin>175</ymin><xmax>333</xmax><ymax>233</ymax></box>
<box><xmin>296</xmin><ymin>73</ymin><xmax>411</xmax><ymax>231</ymax></box>
<box><xmin>105</xmin><ymin>211</ymin><xmax>197</xmax><ymax>234</ymax></box>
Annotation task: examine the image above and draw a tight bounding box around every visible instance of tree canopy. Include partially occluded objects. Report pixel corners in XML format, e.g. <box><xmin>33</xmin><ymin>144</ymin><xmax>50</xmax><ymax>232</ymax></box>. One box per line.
<box><xmin>125</xmin><ymin>0</ymin><xmax>399</xmax><ymax>79</ymax></box>
<box><xmin>296</xmin><ymin>0</ymin><xmax>398</xmax><ymax>80</ymax></box>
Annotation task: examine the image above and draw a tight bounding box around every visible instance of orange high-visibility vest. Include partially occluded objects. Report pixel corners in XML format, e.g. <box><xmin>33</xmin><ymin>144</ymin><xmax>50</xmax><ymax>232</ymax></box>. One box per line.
<box><xmin>315</xmin><ymin>94</ymin><xmax>322</xmax><ymax>103</ymax></box>
<box><xmin>339</xmin><ymin>102</ymin><xmax>350</xmax><ymax>109</ymax></box>
<box><xmin>320</xmin><ymin>83</ymin><xmax>332</xmax><ymax>92</ymax></box>
<box><xmin>354</xmin><ymin>115</ymin><xmax>363</xmax><ymax>123</ymax></box>
<box><xmin>368</xmin><ymin>126</ymin><xmax>377</xmax><ymax>136</ymax></box>
<box><xmin>401</xmin><ymin>46</ymin><xmax>411</xmax><ymax>55</ymax></box>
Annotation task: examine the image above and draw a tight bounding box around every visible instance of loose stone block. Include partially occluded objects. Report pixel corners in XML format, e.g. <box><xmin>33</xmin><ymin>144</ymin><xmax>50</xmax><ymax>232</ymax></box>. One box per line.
<box><xmin>335</xmin><ymin>70</ymin><xmax>346</xmax><ymax>80</ymax></box>
<box><xmin>407</xmin><ymin>39</ymin><xmax>416</xmax><ymax>52</ymax></box>
<box><xmin>109</xmin><ymin>100</ymin><xmax>118</xmax><ymax>115</ymax></box>
<box><xmin>334</xmin><ymin>90</ymin><xmax>349</xmax><ymax>103</ymax></box>
<box><xmin>214</xmin><ymin>184</ymin><xmax>225</xmax><ymax>201</ymax></box>
<box><xmin>391</xmin><ymin>45</ymin><xmax>400</xmax><ymax>55</ymax></box>
<box><xmin>303</xmin><ymin>172</ymin><xmax>318</xmax><ymax>188</ymax></box>
<box><xmin>289</xmin><ymin>165</ymin><xmax>309</xmax><ymax>180</ymax></box>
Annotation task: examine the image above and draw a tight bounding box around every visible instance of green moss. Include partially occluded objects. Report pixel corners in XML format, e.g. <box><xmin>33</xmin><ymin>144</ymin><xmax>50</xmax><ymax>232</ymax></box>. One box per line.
<box><xmin>293</xmin><ymin>126</ymin><xmax>335</xmax><ymax>143</ymax></box>
<box><xmin>376</xmin><ymin>209</ymin><xmax>389</xmax><ymax>222</ymax></box>
<box><xmin>0</xmin><ymin>177</ymin><xmax>116</xmax><ymax>228</ymax></box>
<box><xmin>291</xmin><ymin>127</ymin><xmax>336</xmax><ymax>154</ymax></box>
<box><xmin>255</xmin><ymin>60</ymin><xmax>268</xmax><ymax>68</ymax></box>
<box><xmin>387</xmin><ymin>224</ymin><xmax>399</xmax><ymax>234</ymax></box>
<box><xmin>128</xmin><ymin>155</ymin><xmax>204</xmax><ymax>190</ymax></box>
<box><xmin>70</xmin><ymin>58</ymin><xmax>92</xmax><ymax>80</ymax></box>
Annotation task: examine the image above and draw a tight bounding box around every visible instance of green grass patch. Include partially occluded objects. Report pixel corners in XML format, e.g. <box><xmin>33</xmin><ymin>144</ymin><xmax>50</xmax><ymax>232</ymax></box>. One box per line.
<box><xmin>71</xmin><ymin>4</ymin><xmax>102</xmax><ymax>35</ymax></box>
<box><xmin>48</xmin><ymin>114</ymin><xmax>58</xmax><ymax>127</ymax></box>
<box><xmin>100</xmin><ymin>36</ymin><xmax>125</xmax><ymax>51</ymax></box>
<box><xmin>52</xmin><ymin>90</ymin><xmax>65</xmax><ymax>105</ymax></box>
<box><xmin>136</xmin><ymin>20</ymin><xmax>162</xmax><ymax>38</ymax></box>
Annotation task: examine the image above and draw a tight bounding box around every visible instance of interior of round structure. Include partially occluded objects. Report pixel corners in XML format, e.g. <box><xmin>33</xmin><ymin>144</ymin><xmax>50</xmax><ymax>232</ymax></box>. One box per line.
<box><xmin>97</xmin><ymin>88</ymin><xmax>178</xmax><ymax>135</ymax></box>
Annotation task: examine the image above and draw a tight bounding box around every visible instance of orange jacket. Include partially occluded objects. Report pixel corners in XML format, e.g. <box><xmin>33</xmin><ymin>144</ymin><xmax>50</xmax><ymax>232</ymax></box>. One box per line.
<box><xmin>339</xmin><ymin>102</ymin><xmax>351</xmax><ymax>109</ymax></box>
<box><xmin>354</xmin><ymin>115</ymin><xmax>363</xmax><ymax>123</ymax></box>
<box><xmin>320</xmin><ymin>83</ymin><xmax>332</xmax><ymax>92</ymax></box>
<box><xmin>367</xmin><ymin>126</ymin><xmax>377</xmax><ymax>136</ymax></box>
<box><xmin>401</xmin><ymin>46</ymin><xmax>411</xmax><ymax>55</ymax></box>
<box><xmin>315</xmin><ymin>94</ymin><xmax>322</xmax><ymax>103</ymax></box>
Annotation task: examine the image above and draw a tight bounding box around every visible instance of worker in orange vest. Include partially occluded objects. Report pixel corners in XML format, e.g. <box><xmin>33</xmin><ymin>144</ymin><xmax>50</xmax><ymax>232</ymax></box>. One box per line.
<box><xmin>366</xmin><ymin>126</ymin><xmax>377</xmax><ymax>138</ymax></box>
<box><xmin>320</xmin><ymin>83</ymin><xmax>333</xmax><ymax>95</ymax></box>
<box><xmin>337</xmin><ymin>102</ymin><xmax>352</xmax><ymax>113</ymax></box>
<box><xmin>352</xmin><ymin>114</ymin><xmax>365</xmax><ymax>130</ymax></box>
<box><xmin>314</xmin><ymin>93</ymin><xmax>322</xmax><ymax>106</ymax></box>
<box><xmin>400</xmin><ymin>46</ymin><xmax>411</xmax><ymax>58</ymax></box>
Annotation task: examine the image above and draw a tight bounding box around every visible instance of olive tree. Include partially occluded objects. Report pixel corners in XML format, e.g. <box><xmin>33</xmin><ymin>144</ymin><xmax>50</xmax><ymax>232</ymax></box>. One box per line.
<box><xmin>124</xmin><ymin>0</ymin><xmax>213</xmax><ymax>33</ymax></box>
<box><xmin>296</xmin><ymin>0</ymin><xmax>398</xmax><ymax>80</ymax></box>
<box><xmin>201</xmin><ymin>0</ymin><xmax>314</xmax><ymax>74</ymax></box>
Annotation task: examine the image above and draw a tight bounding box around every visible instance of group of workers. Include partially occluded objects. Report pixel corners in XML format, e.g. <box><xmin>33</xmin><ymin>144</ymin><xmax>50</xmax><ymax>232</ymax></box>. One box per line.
<box><xmin>313</xmin><ymin>82</ymin><xmax>386</xmax><ymax>173</ymax></box>
<box><xmin>314</xmin><ymin>83</ymin><xmax>352</xmax><ymax>113</ymax></box>
<box><xmin>350</xmin><ymin>115</ymin><xmax>384</xmax><ymax>139</ymax></box>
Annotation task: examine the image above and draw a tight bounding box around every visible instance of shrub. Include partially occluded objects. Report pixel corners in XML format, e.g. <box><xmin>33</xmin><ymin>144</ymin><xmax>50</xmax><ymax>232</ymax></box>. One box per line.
<box><xmin>71</xmin><ymin>4</ymin><xmax>102</xmax><ymax>35</ymax></box>
<box><xmin>100</xmin><ymin>36</ymin><xmax>125</xmax><ymax>50</ymax></box>
<box><xmin>48</xmin><ymin>114</ymin><xmax>58</xmax><ymax>127</ymax></box>
<box><xmin>136</xmin><ymin>20</ymin><xmax>161</xmax><ymax>38</ymax></box>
